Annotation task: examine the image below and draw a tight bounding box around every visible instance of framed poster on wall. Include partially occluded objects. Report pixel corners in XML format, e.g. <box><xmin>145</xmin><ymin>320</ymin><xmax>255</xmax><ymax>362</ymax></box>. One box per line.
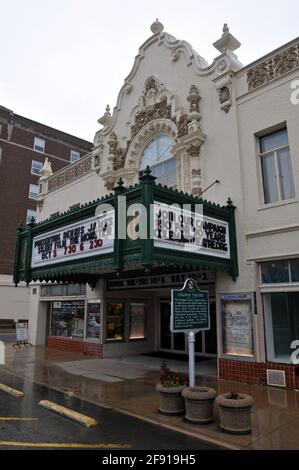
<box><xmin>86</xmin><ymin>301</ymin><xmax>101</xmax><ymax>340</ymax></box>
<box><xmin>221</xmin><ymin>293</ymin><xmax>255</xmax><ymax>358</ymax></box>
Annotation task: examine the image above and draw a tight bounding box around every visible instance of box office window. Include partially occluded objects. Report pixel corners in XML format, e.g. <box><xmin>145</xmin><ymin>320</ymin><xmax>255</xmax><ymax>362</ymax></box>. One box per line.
<box><xmin>49</xmin><ymin>300</ymin><xmax>85</xmax><ymax>339</ymax></box>
<box><xmin>221</xmin><ymin>294</ymin><xmax>255</xmax><ymax>358</ymax></box>
<box><xmin>129</xmin><ymin>303</ymin><xmax>146</xmax><ymax>340</ymax></box>
<box><xmin>106</xmin><ymin>303</ymin><xmax>125</xmax><ymax>341</ymax></box>
<box><xmin>264</xmin><ymin>293</ymin><xmax>299</xmax><ymax>364</ymax></box>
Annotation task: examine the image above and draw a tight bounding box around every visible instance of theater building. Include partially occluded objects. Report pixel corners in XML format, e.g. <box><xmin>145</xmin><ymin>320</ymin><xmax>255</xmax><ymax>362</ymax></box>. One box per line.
<box><xmin>14</xmin><ymin>21</ymin><xmax>299</xmax><ymax>389</ymax></box>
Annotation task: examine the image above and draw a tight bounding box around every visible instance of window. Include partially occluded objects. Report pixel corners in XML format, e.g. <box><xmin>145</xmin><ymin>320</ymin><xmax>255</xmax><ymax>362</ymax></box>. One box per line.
<box><xmin>259</xmin><ymin>129</ymin><xmax>295</xmax><ymax>204</ymax></box>
<box><xmin>41</xmin><ymin>284</ymin><xmax>86</xmax><ymax>297</ymax></box>
<box><xmin>129</xmin><ymin>303</ymin><xmax>146</xmax><ymax>340</ymax></box>
<box><xmin>31</xmin><ymin>160</ymin><xmax>43</xmax><ymax>176</ymax></box>
<box><xmin>49</xmin><ymin>300</ymin><xmax>85</xmax><ymax>338</ymax></box>
<box><xmin>106</xmin><ymin>303</ymin><xmax>125</xmax><ymax>341</ymax></box>
<box><xmin>139</xmin><ymin>134</ymin><xmax>176</xmax><ymax>187</ymax></box>
<box><xmin>261</xmin><ymin>259</ymin><xmax>299</xmax><ymax>284</ymax></box>
<box><xmin>33</xmin><ymin>137</ymin><xmax>45</xmax><ymax>153</ymax></box>
<box><xmin>264</xmin><ymin>293</ymin><xmax>299</xmax><ymax>363</ymax></box>
<box><xmin>28</xmin><ymin>184</ymin><xmax>39</xmax><ymax>200</ymax></box>
<box><xmin>26</xmin><ymin>209</ymin><xmax>36</xmax><ymax>224</ymax></box>
<box><xmin>70</xmin><ymin>150</ymin><xmax>80</xmax><ymax>162</ymax></box>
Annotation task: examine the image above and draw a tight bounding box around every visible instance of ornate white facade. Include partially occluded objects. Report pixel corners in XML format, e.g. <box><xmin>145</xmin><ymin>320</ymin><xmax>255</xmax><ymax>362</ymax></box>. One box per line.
<box><xmin>29</xmin><ymin>21</ymin><xmax>299</xmax><ymax>387</ymax></box>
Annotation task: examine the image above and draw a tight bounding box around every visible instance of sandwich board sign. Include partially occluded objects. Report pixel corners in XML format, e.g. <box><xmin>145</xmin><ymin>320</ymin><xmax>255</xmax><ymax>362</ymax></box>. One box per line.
<box><xmin>171</xmin><ymin>279</ymin><xmax>210</xmax><ymax>387</ymax></box>
<box><xmin>16</xmin><ymin>322</ymin><xmax>28</xmax><ymax>343</ymax></box>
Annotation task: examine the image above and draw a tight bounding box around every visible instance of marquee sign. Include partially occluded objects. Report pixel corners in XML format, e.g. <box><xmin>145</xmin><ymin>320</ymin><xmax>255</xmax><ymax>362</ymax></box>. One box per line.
<box><xmin>154</xmin><ymin>202</ymin><xmax>230</xmax><ymax>260</ymax></box>
<box><xmin>31</xmin><ymin>211</ymin><xmax>114</xmax><ymax>268</ymax></box>
<box><xmin>14</xmin><ymin>174</ymin><xmax>238</xmax><ymax>285</ymax></box>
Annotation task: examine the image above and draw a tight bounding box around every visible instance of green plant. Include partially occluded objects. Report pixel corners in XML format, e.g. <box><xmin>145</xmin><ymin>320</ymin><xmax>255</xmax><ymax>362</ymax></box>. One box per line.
<box><xmin>226</xmin><ymin>390</ymin><xmax>242</xmax><ymax>400</ymax></box>
<box><xmin>159</xmin><ymin>361</ymin><xmax>189</xmax><ymax>388</ymax></box>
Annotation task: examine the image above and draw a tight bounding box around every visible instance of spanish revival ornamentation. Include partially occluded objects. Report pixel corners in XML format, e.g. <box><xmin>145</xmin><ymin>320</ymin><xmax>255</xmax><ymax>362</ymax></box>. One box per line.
<box><xmin>48</xmin><ymin>156</ymin><xmax>93</xmax><ymax>192</ymax></box>
<box><xmin>131</xmin><ymin>97</ymin><xmax>174</xmax><ymax>138</ymax></box>
<box><xmin>247</xmin><ymin>42</ymin><xmax>299</xmax><ymax>91</ymax></box>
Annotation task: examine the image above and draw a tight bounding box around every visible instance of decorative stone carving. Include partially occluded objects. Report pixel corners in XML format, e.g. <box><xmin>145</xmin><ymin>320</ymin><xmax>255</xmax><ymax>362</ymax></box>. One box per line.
<box><xmin>247</xmin><ymin>42</ymin><xmax>299</xmax><ymax>91</ymax></box>
<box><xmin>191</xmin><ymin>168</ymin><xmax>202</xmax><ymax>196</ymax></box>
<box><xmin>131</xmin><ymin>97</ymin><xmax>173</xmax><ymax>139</ymax></box>
<box><xmin>187</xmin><ymin>85</ymin><xmax>201</xmax><ymax>114</ymax></box>
<box><xmin>105</xmin><ymin>177</ymin><xmax>116</xmax><ymax>192</ymax></box>
<box><xmin>40</xmin><ymin>157</ymin><xmax>53</xmax><ymax>180</ymax></box>
<box><xmin>48</xmin><ymin>156</ymin><xmax>93</xmax><ymax>192</ymax></box>
<box><xmin>108</xmin><ymin>132</ymin><xmax>118</xmax><ymax>159</ymax></box>
<box><xmin>183</xmin><ymin>153</ymin><xmax>191</xmax><ymax>191</ymax></box>
<box><xmin>177</xmin><ymin>114</ymin><xmax>189</xmax><ymax>138</ymax></box>
<box><xmin>214</xmin><ymin>73</ymin><xmax>233</xmax><ymax>113</ymax></box>
<box><xmin>187</xmin><ymin>145</ymin><xmax>201</xmax><ymax>158</ymax></box>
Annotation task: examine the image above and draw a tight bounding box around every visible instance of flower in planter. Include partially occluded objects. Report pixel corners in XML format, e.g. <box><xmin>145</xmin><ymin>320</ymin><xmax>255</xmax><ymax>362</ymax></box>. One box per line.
<box><xmin>159</xmin><ymin>361</ymin><xmax>189</xmax><ymax>388</ymax></box>
<box><xmin>226</xmin><ymin>391</ymin><xmax>242</xmax><ymax>400</ymax></box>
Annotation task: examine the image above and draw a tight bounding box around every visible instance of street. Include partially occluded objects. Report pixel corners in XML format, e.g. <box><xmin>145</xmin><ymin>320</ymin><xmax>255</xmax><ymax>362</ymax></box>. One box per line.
<box><xmin>0</xmin><ymin>370</ymin><xmax>219</xmax><ymax>450</ymax></box>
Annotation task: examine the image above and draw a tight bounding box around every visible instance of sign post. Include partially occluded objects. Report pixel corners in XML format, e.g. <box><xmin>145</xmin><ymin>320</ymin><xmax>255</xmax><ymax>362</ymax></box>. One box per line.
<box><xmin>171</xmin><ymin>279</ymin><xmax>210</xmax><ymax>387</ymax></box>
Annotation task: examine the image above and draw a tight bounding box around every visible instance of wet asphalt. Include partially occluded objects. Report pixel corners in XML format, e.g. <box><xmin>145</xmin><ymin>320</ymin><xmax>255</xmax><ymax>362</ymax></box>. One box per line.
<box><xmin>0</xmin><ymin>369</ymin><xmax>219</xmax><ymax>450</ymax></box>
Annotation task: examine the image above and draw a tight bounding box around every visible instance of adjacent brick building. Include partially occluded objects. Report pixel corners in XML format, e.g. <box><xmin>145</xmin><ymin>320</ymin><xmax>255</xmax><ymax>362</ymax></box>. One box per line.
<box><xmin>0</xmin><ymin>105</ymin><xmax>93</xmax><ymax>324</ymax></box>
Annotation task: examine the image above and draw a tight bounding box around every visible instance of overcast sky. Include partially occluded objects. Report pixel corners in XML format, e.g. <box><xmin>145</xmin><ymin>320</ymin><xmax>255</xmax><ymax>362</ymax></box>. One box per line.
<box><xmin>1</xmin><ymin>0</ymin><xmax>298</xmax><ymax>142</ymax></box>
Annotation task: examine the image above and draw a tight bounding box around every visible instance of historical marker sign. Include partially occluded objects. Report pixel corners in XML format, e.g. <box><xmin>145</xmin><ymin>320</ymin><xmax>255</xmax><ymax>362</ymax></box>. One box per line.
<box><xmin>171</xmin><ymin>279</ymin><xmax>210</xmax><ymax>333</ymax></box>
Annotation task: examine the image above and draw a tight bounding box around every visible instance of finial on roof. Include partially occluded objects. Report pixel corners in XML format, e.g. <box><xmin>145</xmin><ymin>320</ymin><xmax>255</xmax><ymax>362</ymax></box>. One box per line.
<box><xmin>222</xmin><ymin>23</ymin><xmax>230</xmax><ymax>36</ymax></box>
<box><xmin>40</xmin><ymin>157</ymin><xmax>52</xmax><ymax>180</ymax></box>
<box><xmin>213</xmin><ymin>23</ymin><xmax>241</xmax><ymax>53</ymax></box>
<box><xmin>150</xmin><ymin>18</ymin><xmax>164</xmax><ymax>34</ymax></box>
<box><xmin>98</xmin><ymin>104</ymin><xmax>112</xmax><ymax>128</ymax></box>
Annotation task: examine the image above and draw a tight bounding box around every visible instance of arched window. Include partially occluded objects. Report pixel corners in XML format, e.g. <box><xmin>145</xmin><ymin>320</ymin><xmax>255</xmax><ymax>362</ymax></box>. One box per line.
<box><xmin>139</xmin><ymin>134</ymin><xmax>176</xmax><ymax>187</ymax></box>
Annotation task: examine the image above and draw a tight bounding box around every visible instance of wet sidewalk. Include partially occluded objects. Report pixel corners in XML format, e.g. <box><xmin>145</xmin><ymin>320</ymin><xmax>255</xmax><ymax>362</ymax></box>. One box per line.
<box><xmin>1</xmin><ymin>344</ymin><xmax>299</xmax><ymax>450</ymax></box>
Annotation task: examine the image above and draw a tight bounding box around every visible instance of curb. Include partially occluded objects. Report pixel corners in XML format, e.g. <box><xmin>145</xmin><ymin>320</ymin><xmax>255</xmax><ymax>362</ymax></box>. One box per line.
<box><xmin>0</xmin><ymin>382</ymin><xmax>24</xmax><ymax>398</ymax></box>
<box><xmin>39</xmin><ymin>400</ymin><xmax>98</xmax><ymax>428</ymax></box>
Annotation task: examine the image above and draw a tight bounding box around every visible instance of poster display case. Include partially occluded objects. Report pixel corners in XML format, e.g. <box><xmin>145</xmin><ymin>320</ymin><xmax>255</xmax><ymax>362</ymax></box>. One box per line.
<box><xmin>220</xmin><ymin>293</ymin><xmax>256</xmax><ymax>359</ymax></box>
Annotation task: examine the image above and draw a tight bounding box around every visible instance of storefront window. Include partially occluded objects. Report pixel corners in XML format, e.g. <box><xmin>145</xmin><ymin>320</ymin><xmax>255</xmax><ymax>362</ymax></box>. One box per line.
<box><xmin>264</xmin><ymin>292</ymin><xmax>299</xmax><ymax>363</ymax></box>
<box><xmin>86</xmin><ymin>302</ymin><xmax>101</xmax><ymax>339</ymax></box>
<box><xmin>129</xmin><ymin>303</ymin><xmax>146</xmax><ymax>340</ymax></box>
<box><xmin>221</xmin><ymin>294</ymin><xmax>255</xmax><ymax>358</ymax></box>
<box><xmin>50</xmin><ymin>301</ymin><xmax>85</xmax><ymax>338</ymax></box>
<box><xmin>106</xmin><ymin>303</ymin><xmax>125</xmax><ymax>341</ymax></box>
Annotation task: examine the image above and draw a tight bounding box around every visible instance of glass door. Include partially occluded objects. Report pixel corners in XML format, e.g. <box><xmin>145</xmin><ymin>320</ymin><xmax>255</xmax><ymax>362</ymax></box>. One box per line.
<box><xmin>159</xmin><ymin>301</ymin><xmax>185</xmax><ymax>352</ymax></box>
<box><xmin>160</xmin><ymin>299</ymin><xmax>217</xmax><ymax>357</ymax></box>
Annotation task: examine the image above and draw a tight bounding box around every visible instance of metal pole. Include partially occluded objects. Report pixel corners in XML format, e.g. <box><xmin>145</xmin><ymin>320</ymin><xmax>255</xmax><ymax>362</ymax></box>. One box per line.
<box><xmin>188</xmin><ymin>331</ymin><xmax>196</xmax><ymax>387</ymax></box>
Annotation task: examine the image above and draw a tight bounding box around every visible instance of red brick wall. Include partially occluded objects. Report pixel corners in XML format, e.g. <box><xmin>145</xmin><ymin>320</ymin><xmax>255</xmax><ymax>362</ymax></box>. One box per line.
<box><xmin>0</xmin><ymin>108</ymin><xmax>93</xmax><ymax>274</ymax></box>
<box><xmin>47</xmin><ymin>337</ymin><xmax>102</xmax><ymax>357</ymax></box>
<box><xmin>219</xmin><ymin>358</ymin><xmax>299</xmax><ymax>389</ymax></box>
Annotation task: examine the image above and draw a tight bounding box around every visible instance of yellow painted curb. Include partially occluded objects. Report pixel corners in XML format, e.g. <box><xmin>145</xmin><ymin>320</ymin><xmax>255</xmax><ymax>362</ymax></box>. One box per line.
<box><xmin>39</xmin><ymin>400</ymin><xmax>98</xmax><ymax>428</ymax></box>
<box><xmin>0</xmin><ymin>383</ymin><xmax>24</xmax><ymax>398</ymax></box>
<box><xmin>0</xmin><ymin>441</ymin><xmax>131</xmax><ymax>449</ymax></box>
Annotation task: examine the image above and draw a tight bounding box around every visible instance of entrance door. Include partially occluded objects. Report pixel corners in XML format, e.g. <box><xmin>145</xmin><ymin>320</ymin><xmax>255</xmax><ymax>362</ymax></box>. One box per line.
<box><xmin>159</xmin><ymin>300</ymin><xmax>217</xmax><ymax>357</ymax></box>
<box><xmin>159</xmin><ymin>301</ymin><xmax>185</xmax><ymax>352</ymax></box>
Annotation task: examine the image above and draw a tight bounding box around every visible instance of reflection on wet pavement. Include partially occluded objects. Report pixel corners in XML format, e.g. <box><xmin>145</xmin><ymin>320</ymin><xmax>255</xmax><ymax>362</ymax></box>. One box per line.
<box><xmin>2</xmin><ymin>345</ymin><xmax>299</xmax><ymax>450</ymax></box>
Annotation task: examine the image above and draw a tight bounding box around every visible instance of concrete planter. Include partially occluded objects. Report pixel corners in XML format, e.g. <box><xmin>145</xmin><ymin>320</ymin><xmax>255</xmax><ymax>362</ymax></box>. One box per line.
<box><xmin>216</xmin><ymin>393</ymin><xmax>254</xmax><ymax>435</ymax></box>
<box><xmin>182</xmin><ymin>386</ymin><xmax>217</xmax><ymax>424</ymax></box>
<box><xmin>156</xmin><ymin>383</ymin><xmax>185</xmax><ymax>415</ymax></box>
